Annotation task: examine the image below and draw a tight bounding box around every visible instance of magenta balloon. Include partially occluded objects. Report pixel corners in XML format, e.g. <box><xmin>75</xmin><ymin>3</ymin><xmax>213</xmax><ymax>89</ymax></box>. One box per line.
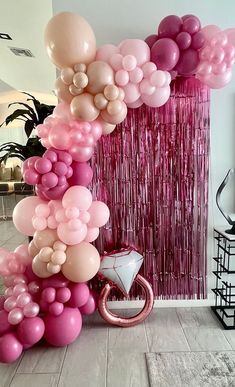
<box><xmin>42</xmin><ymin>273</ymin><xmax>69</xmax><ymax>289</ymax></box>
<box><xmin>151</xmin><ymin>38</ymin><xmax>180</xmax><ymax>70</ymax></box>
<box><xmin>49</xmin><ymin>301</ymin><xmax>64</xmax><ymax>316</ymax></box>
<box><xmin>42</xmin><ymin>184</ymin><xmax>68</xmax><ymax>201</ymax></box>
<box><xmin>56</xmin><ymin>287</ymin><xmax>71</xmax><ymax>303</ymax></box>
<box><xmin>41</xmin><ymin>172</ymin><xmax>58</xmax><ymax>188</ymax></box>
<box><xmin>35</xmin><ymin>158</ymin><xmax>52</xmax><ymax>174</ymax></box>
<box><xmin>182</xmin><ymin>15</ymin><xmax>201</xmax><ymax>35</ymax></box>
<box><xmin>176</xmin><ymin>32</ymin><xmax>192</xmax><ymax>50</ymax></box>
<box><xmin>145</xmin><ymin>34</ymin><xmax>158</xmax><ymax>48</ymax></box>
<box><xmin>24</xmin><ymin>169</ymin><xmax>40</xmax><ymax>185</ymax></box>
<box><xmin>79</xmin><ymin>290</ymin><xmax>98</xmax><ymax>315</ymax></box>
<box><xmin>0</xmin><ymin>310</ymin><xmax>12</xmax><ymax>336</ymax></box>
<box><xmin>191</xmin><ymin>31</ymin><xmax>205</xmax><ymax>49</ymax></box>
<box><xmin>42</xmin><ymin>287</ymin><xmax>56</xmax><ymax>303</ymax></box>
<box><xmin>43</xmin><ymin>149</ymin><xmax>58</xmax><ymax>163</ymax></box>
<box><xmin>57</xmin><ymin>151</ymin><xmax>72</xmax><ymax>165</ymax></box>
<box><xmin>68</xmin><ymin>283</ymin><xmax>90</xmax><ymax>308</ymax></box>
<box><xmin>0</xmin><ymin>333</ymin><xmax>23</xmax><ymax>363</ymax></box>
<box><xmin>68</xmin><ymin>162</ymin><xmax>93</xmax><ymax>187</ymax></box>
<box><xmin>176</xmin><ymin>48</ymin><xmax>199</xmax><ymax>76</ymax></box>
<box><xmin>158</xmin><ymin>15</ymin><xmax>182</xmax><ymax>38</ymax></box>
<box><xmin>44</xmin><ymin>307</ymin><xmax>82</xmax><ymax>346</ymax></box>
<box><xmin>17</xmin><ymin>317</ymin><xmax>45</xmax><ymax>345</ymax></box>
<box><xmin>53</xmin><ymin>161</ymin><xmax>67</xmax><ymax>176</ymax></box>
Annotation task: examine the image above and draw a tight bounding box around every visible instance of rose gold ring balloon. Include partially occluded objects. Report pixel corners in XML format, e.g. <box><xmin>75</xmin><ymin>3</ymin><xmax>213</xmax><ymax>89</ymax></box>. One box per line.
<box><xmin>97</xmin><ymin>248</ymin><xmax>154</xmax><ymax>327</ymax></box>
<box><xmin>98</xmin><ymin>274</ymin><xmax>154</xmax><ymax>327</ymax></box>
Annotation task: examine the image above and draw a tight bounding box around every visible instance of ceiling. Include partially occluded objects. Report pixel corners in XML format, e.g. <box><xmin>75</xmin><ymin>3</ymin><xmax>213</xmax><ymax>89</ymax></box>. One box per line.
<box><xmin>0</xmin><ymin>0</ymin><xmax>235</xmax><ymax>102</ymax></box>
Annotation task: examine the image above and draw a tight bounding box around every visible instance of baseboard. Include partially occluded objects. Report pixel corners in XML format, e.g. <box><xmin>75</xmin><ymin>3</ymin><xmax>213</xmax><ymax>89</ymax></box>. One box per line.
<box><xmin>108</xmin><ymin>293</ymin><xmax>215</xmax><ymax>309</ymax></box>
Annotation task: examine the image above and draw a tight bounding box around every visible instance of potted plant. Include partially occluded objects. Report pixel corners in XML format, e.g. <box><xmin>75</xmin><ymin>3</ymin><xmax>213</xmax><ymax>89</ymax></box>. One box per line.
<box><xmin>0</xmin><ymin>92</ymin><xmax>55</xmax><ymax>163</ymax></box>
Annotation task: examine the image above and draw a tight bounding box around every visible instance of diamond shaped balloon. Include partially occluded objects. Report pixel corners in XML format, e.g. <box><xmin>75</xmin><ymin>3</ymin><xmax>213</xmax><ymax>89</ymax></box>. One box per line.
<box><xmin>99</xmin><ymin>248</ymin><xmax>144</xmax><ymax>296</ymax></box>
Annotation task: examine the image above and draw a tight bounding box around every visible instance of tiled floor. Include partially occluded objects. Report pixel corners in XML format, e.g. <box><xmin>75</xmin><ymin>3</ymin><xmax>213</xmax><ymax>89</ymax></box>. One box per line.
<box><xmin>0</xmin><ymin>222</ymin><xmax>235</xmax><ymax>386</ymax></box>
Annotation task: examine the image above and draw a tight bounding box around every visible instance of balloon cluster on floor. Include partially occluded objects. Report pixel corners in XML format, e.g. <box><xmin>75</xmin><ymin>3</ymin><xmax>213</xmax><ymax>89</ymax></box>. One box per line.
<box><xmin>1</xmin><ymin>11</ymin><xmax>235</xmax><ymax>363</ymax></box>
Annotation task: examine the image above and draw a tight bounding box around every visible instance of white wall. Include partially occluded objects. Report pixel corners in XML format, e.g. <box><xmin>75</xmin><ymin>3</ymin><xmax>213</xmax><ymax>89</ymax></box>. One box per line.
<box><xmin>52</xmin><ymin>0</ymin><xmax>235</xmax><ymax>298</ymax></box>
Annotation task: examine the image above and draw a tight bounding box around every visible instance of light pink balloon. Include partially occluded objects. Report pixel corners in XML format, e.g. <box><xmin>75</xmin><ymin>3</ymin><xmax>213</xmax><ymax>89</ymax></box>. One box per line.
<box><xmin>225</xmin><ymin>28</ymin><xmax>235</xmax><ymax>46</ymax></box>
<box><xmin>197</xmin><ymin>68</ymin><xmax>232</xmax><ymax>88</ymax></box>
<box><xmin>14</xmin><ymin>245</ymin><xmax>32</xmax><ymax>266</ymax></box>
<box><xmin>4</xmin><ymin>297</ymin><xmax>17</xmax><ymax>312</ymax></box>
<box><xmin>57</xmin><ymin>222</ymin><xmax>87</xmax><ymax>245</ymax></box>
<box><xmin>49</xmin><ymin>125</ymin><xmax>72</xmax><ymax>150</ymax></box>
<box><xmin>23</xmin><ymin>302</ymin><xmax>39</xmax><ymax>318</ymax></box>
<box><xmin>127</xmin><ymin>98</ymin><xmax>143</xmax><ymax>109</ymax></box>
<box><xmin>201</xmin><ymin>25</ymin><xmax>221</xmax><ymax>42</ymax></box>
<box><xmin>62</xmin><ymin>186</ymin><xmax>92</xmax><ymax>210</ymax></box>
<box><xmin>119</xmin><ymin>39</ymin><xmax>150</xmax><ymax>66</ymax></box>
<box><xmin>141</xmin><ymin>86</ymin><xmax>171</xmax><ymax>107</ymax></box>
<box><xmin>88</xmin><ymin>201</ymin><xmax>110</xmax><ymax>227</ymax></box>
<box><xmin>8</xmin><ymin>308</ymin><xmax>24</xmax><ymax>325</ymax></box>
<box><xmin>85</xmin><ymin>227</ymin><xmax>100</xmax><ymax>242</ymax></box>
<box><xmin>123</xmin><ymin>83</ymin><xmax>141</xmax><ymax>104</ymax></box>
<box><xmin>96</xmin><ymin>44</ymin><xmax>119</xmax><ymax>62</ymax></box>
<box><xmin>109</xmin><ymin>54</ymin><xmax>123</xmax><ymax>70</ymax></box>
<box><xmin>13</xmin><ymin>197</ymin><xmax>45</xmax><ymax>236</ymax></box>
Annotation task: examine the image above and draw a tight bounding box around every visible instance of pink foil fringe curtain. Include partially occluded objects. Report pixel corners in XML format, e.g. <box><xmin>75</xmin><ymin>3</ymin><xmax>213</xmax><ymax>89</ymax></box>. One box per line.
<box><xmin>91</xmin><ymin>77</ymin><xmax>210</xmax><ymax>300</ymax></box>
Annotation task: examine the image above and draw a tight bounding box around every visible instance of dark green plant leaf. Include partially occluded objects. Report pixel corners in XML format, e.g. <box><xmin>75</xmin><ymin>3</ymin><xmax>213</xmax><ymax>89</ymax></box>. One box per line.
<box><xmin>24</xmin><ymin>120</ymin><xmax>35</xmax><ymax>138</ymax></box>
<box><xmin>8</xmin><ymin>102</ymin><xmax>38</xmax><ymax>122</ymax></box>
<box><xmin>5</xmin><ymin>109</ymin><xmax>31</xmax><ymax>126</ymax></box>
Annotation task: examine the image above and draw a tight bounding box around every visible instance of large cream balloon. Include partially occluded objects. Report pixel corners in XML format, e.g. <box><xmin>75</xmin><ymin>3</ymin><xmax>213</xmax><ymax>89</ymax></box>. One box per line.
<box><xmin>62</xmin><ymin>242</ymin><xmax>100</xmax><ymax>282</ymax></box>
<box><xmin>45</xmin><ymin>12</ymin><xmax>96</xmax><ymax>69</ymax></box>
<box><xmin>70</xmin><ymin>93</ymin><xmax>99</xmax><ymax>121</ymax></box>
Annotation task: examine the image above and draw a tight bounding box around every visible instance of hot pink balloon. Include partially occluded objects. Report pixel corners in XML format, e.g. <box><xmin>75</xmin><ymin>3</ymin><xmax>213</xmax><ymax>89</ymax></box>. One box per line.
<box><xmin>68</xmin><ymin>162</ymin><xmax>93</xmax><ymax>187</ymax></box>
<box><xmin>0</xmin><ymin>310</ymin><xmax>12</xmax><ymax>336</ymax></box>
<box><xmin>68</xmin><ymin>283</ymin><xmax>90</xmax><ymax>308</ymax></box>
<box><xmin>0</xmin><ymin>333</ymin><xmax>23</xmax><ymax>363</ymax></box>
<box><xmin>17</xmin><ymin>317</ymin><xmax>45</xmax><ymax>346</ymax></box>
<box><xmin>151</xmin><ymin>38</ymin><xmax>180</xmax><ymax>71</ymax></box>
<box><xmin>158</xmin><ymin>15</ymin><xmax>182</xmax><ymax>38</ymax></box>
<box><xmin>44</xmin><ymin>307</ymin><xmax>82</xmax><ymax>346</ymax></box>
<box><xmin>79</xmin><ymin>290</ymin><xmax>98</xmax><ymax>315</ymax></box>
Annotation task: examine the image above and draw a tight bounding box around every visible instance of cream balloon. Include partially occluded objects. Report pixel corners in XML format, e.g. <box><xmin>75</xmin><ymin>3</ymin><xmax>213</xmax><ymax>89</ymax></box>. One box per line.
<box><xmin>32</xmin><ymin>255</ymin><xmax>52</xmax><ymax>278</ymax></box>
<box><xmin>97</xmin><ymin>117</ymin><xmax>116</xmax><ymax>135</ymax></box>
<box><xmin>54</xmin><ymin>77</ymin><xmax>73</xmax><ymax>103</ymax></box>
<box><xmin>70</xmin><ymin>93</ymin><xmax>99</xmax><ymax>121</ymax></box>
<box><xmin>28</xmin><ymin>240</ymin><xmax>40</xmax><ymax>258</ymax></box>
<box><xmin>86</xmin><ymin>61</ymin><xmax>114</xmax><ymax>94</ymax></box>
<box><xmin>33</xmin><ymin>229</ymin><xmax>58</xmax><ymax>250</ymax></box>
<box><xmin>62</xmin><ymin>242</ymin><xmax>100</xmax><ymax>282</ymax></box>
<box><xmin>45</xmin><ymin>12</ymin><xmax>96</xmax><ymax>68</ymax></box>
<box><xmin>101</xmin><ymin>101</ymin><xmax>127</xmax><ymax>124</ymax></box>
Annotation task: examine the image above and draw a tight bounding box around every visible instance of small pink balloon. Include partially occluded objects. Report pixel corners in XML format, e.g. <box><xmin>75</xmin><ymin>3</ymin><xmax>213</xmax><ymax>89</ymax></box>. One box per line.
<box><xmin>14</xmin><ymin>245</ymin><xmax>32</xmax><ymax>266</ymax></box>
<box><xmin>123</xmin><ymin>83</ymin><xmax>140</xmax><ymax>104</ymax></box>
<box><xmin>41</xmin><ymin>172</ymin><xmax>59</xmax><ymax>188</ymax></box>
<box><xmin>13</xmin><ymin>284</ymin><xmax>27</xmax><ymax>297</ymax></box>
<box><xmin>115</xmin><ymin>69</ymin><xmax>129</xmax><ymax>86</ymax></box>
<box><xmin>56</xmin><ymin>287</ymin><xmax>71</xmax><ymax>303</ymax></box>
<box><xmin>53</xmin><ymin>161</ymin><xmax>68</xmax><ymax>176</ymax></box>
<box><xmin>145</xmin><ymin>34</ymin><xmax>158</xmax><ymax>48</ymax></box>
<box><xmin>142</xmin><ymin>86</ymin><xmax>170</xmax><ymax>107</ymax></box>
<box><xmin>35</xmin><ymin>158</ymin><xmax>52</xmax><ymax>174</ymax></box>
<box><xmin>28</xmin><ymin>281</ymin><xmax>40</xmax><ymax>295</ymax></box>
<box><xmin>141</xmin><ymin>62</ymin><xmax>157</xmax><ymax>77</ymax></box>
<box><xmin>69</xmin><ymin>144</ymin><xmax>94</xmax><ymax>162</ymax></box>
<box><xmin>42</xmin><ymin>287</ymin><xmax>56</xmax><ymax>303</ymax></box>
<box><xmin>24</xmin><ymin>169</ymin><xmax>40</xmax><ymax>185</ymax></box>
<box><xmin>176</xmin><ymin>32</ymin><xmax>192</xmax><ymax>50</ymax></box>
<box><xmin>49</xmin><ymin>301</ymin><xmax>64</xmax><ymax>316</ymax></box>
<box><xmin>129</xmin><ymin>67</ymin><xmax>143</xmax><ymax>84</ymax></box>
<box><xmin>4</xmin><ymin>296</ymin><xmax>17</xmax><ymax>312</ymax></box>
<box><xmin>17</xmin><ymin>317</ymin><xmax>45</xmax><ymax>346</ymax></box>
<box><xmin>191</xmin><ymin>31</ymin><xmax>205</xmax><ymax>49</ymax></box>
<box><xmin>79</xmin><ymin>290</ymin><xmax>98</xmax><ymax>315</ymax></box>
<box><xmin>109</xmin><ymin>53</ymin><xmax>123</xmax><ymax>71</ymax></box>
<box><xmin>85</xmin><ymin>227</ymin><xmax>100</xmax><ymax>242</ymax></box>
<box><xmin>16</xmin><ymin>292</ymin><xmax>31</xmax><ymax>308</ymax></box>
<box><xmin>23</xmin><ymin>302</ymin><xmax>39</xmax><ymax>318</ymax></box>
<box><xmin>8</xmin><ymin>308</ymin><xmax>24</xmax><ymax>325</ymax></box>
<box><xmin>158</xmin><ymin>15</ymin><xmax>182</xmax><ymax>38</ymax></box>
<box><xmin>140</xmin><ymin>79</ymin><xmax>155</xmax><ymax>95</ymax></box>
<box><xmin>0</xmin><ymin>333</ymin><xmax>23</xmax><ymax>363</ymax></box>
<box><xmin>182</xmin><ymin>15</ymin><xmax>201</xmax><ymax>35</ymax></box>
<box><xmin>68</xmin><ymin>283</ymin><xmax>90</xmax><ymax>308</ymax></box>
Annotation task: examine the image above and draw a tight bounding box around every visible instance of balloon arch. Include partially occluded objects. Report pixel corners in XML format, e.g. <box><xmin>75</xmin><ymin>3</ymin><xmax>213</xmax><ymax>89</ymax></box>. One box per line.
<box><xmin>0</xmin><ymin>12</ymin><xmax>235</xmax><ymax>363</ymax></box>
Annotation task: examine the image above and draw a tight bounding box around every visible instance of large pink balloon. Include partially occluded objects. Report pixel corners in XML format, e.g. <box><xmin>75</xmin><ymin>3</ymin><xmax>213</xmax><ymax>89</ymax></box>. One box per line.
<box><xmin>45</xmin><ymin>12</ymin><xmax>96</xmax><ymax>68</ymax></box>
<box><xmin>44</xmin><ymin>307</ymin><xmax>82</xmax><ymax>346</ymax></box>
<box><xmin>119</xmin><ymin>39</ymin><xmax>150</xmax><ymax>66</ymax></box>
<box><xmin>68</xmin><ymin>162</ymin><xmax>93</xmax><ymax>187</ymax></box>
<box><xmin>62</xmin><ymin>242</ymin><xmax>100</xmax><ymax>282</ymax></box>
<box><xmin>17</xmin><ymin>317</ymin><xmax>45</xmax><ymax>346</ymax></box>
<box><xmin>62</xmin><ymin>186</ymin><xmax>92</xmax><ymax>210</ymax></box>
<box><xmin>142</xmin><ymin>86</ymin><xmax>170</xmax><ymax>107</ymax></box>
<box><xmin>13</xmin><ymin>197</ymin><xmax>45</xmax><ymax>236</ymax></box>
<box><xmin>0</xmin><ymin>333</ymin><xmax>23</xmax><ymax>363</ymax></box>
<box><xmin>151</xmin><ymin>38</ymin><xmax>180</xmax><ymax>71</ymax></box>
<box><xmin>88</xmin><ymin>201</ymin><xmax>110</xmax><ymax>227</ymax></box>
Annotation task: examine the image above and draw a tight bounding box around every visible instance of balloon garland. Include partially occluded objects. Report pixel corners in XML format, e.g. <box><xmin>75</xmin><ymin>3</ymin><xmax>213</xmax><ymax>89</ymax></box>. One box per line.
<box><xmin>0</xmin><ymin>11</ymin><xmax>235</xmax><ymax>363</ymax></box>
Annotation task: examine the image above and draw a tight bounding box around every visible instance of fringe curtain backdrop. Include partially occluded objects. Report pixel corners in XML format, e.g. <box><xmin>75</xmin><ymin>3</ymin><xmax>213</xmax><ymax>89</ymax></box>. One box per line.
<box><xmin>91</xmin><ymin>77</ymin><xmax>210</xmax><ymax>300</ymax></box>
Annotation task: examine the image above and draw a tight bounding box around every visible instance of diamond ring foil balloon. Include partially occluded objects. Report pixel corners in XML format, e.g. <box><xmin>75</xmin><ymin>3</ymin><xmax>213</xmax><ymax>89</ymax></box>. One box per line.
<box><xmin>98</xmin><ymin>248</ymin><xmax>144</xmax><ymax>296</ymax></box>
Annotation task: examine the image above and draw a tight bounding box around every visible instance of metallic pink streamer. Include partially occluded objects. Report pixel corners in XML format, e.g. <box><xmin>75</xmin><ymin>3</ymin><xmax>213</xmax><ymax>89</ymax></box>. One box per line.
<box><xmin>91</xmin><ymin>77</ymin><xmax>210</xmax><ymax>300</ymax></box>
